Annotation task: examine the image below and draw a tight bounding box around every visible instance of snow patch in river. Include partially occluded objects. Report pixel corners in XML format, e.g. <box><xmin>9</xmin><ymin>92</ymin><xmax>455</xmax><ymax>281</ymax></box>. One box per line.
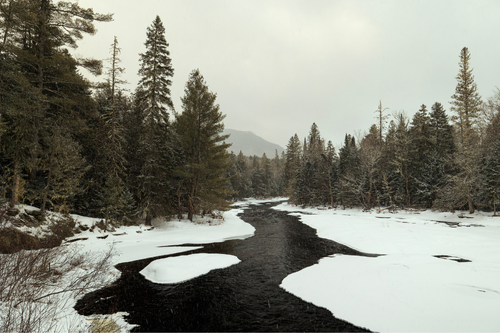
<box><xmin>140</xmin><ymin>253</ymin><xmax>240</xmax><ymax>284</ymax></box>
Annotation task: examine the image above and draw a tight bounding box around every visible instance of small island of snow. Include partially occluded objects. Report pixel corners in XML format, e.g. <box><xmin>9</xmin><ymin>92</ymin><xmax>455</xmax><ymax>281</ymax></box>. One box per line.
<box><xmin>140</xmin><ymin>253</ymin><xmax>241</xmax><ymax>284</ymax></box>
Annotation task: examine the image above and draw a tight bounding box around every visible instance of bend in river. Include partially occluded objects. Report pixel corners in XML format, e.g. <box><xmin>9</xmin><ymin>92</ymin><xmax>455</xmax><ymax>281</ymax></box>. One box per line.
<box><xmin>76</xmin><ymin>201</ymin><xmax>374</xmax><ymax>332</ymax></box>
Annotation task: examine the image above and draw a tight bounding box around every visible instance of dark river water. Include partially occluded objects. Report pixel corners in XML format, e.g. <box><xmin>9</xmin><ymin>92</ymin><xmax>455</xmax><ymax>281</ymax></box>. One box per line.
<box><xmin>76</xmin><ymin>201</ymin><xmax>373</xmax><ymax>332</ymax></box>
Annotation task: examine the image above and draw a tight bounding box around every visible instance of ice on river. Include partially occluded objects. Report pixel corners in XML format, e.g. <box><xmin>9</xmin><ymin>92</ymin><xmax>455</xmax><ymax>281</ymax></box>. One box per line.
<box><xmin>140</xmin><ymin>253</ymin><xmax>241</xmax><ymax>284</ymax></box>
<box><xmin>275</xmin><ymin>203</ymin><xmax>500</xmax><ymax>332</ymax></box>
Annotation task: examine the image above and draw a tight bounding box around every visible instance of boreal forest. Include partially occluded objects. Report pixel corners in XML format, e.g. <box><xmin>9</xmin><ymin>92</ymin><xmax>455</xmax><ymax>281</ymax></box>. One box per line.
<box><xmin>1</xmin><ymin>0</ymin><xmax>500</xmax><ymax>231</ymax></box>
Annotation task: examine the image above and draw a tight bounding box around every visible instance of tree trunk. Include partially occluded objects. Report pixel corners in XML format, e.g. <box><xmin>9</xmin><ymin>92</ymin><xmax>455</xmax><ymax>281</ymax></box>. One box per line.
<box><xmin>468</xmin><ymin>196</ymin><xmax>475</xmax><ymax>214</ymax></box>
<box><xmin>404</xmin><ymin>162</ymin><xmax>411</xmax><ymax>208</ymax></box>
<box><xmin>10</xmin><ymin>153</ymin><xmax>20</xmax><ymax>207</ymax></box>
<box><xmin>145</xmin><ymin>212</ymin><xmax>152</xmax><ymax>226</ymax></box>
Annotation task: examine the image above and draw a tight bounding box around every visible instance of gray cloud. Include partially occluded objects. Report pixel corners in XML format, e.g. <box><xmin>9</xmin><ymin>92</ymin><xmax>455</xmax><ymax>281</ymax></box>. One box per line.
<box><xmin>75</xmin><ymin>0</ymin><xmax>500</xmax><ymax>148</ymax></box>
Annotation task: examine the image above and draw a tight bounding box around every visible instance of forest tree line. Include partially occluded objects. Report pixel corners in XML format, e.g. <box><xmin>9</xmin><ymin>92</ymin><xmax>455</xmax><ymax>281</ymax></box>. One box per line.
<box><xmin>0</xmin><ymin>0</ymin><xmax>233</xmax><ymax>225</ymax></box>
<box><xmin>229</xmin><ymin>47</ymin><xmax>500</xmax><ymax>215</ymax></box>
<box><xmin>256</xmin><ymin>47</ymin><xmax>499</xmax><ymax>214</ymax></box>
<box><xmin>2</xmin><ymin>1</ymin><xmax>500</xmax><ymax>226</ymax></box>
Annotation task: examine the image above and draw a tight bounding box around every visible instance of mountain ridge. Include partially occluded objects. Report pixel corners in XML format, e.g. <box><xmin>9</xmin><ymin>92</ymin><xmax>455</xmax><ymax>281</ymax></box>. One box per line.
<box><xmin>223</xmin><ymin>128</ymin><xmax>284</xmax><ymax>157</ymax></box>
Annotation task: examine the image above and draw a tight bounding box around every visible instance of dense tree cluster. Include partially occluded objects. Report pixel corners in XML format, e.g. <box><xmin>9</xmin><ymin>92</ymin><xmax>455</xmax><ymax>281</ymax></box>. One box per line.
<box><xmin>284</xmin><ymin>47</ymin><xmax>500</xmax><ymax>214</ymax></box>
<box><xmin>226</xmin><ymin>150</ymin><xmax>285</xmax><ymax>200</ymax></box>
<box><xmin>1</xmin><ymin>2</ymin><xmax>499</xmax><ymax>223</ymax></box>
<box><xmin>0</xmin><ymin>1</ymin><xmax>233</xmax><ymax>224</ymax></box>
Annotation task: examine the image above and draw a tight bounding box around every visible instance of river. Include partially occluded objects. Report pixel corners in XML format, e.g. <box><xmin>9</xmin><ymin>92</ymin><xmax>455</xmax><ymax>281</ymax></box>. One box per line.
<box><xmin>76</xmin><ymin>201</ymin><xmax>373</xmax><ymax>332</ymax></box>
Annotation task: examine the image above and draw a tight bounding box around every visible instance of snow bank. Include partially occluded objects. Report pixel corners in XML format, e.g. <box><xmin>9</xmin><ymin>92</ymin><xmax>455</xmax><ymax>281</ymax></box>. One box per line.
<box><xmin>69</xmin><ymin>200</ymin><xmax>256</xmax><ymax>265</ymax></box>
<box><xmin>275</xmin><ymin>203</ymin><xmax>500</xmax><ymax>332</ymax></box>
<box><xmin>2</xmin><ymin>200</ymin><xmax>258</xmax><ymax>333</ymax></box>
<box><xmin>140</xmin><ymin>253</ymin><xmax>240</xmax><ymax>284</ymax></box>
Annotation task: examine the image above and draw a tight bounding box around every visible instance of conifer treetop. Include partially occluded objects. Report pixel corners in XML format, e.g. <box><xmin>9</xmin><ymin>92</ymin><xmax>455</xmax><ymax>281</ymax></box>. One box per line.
<box><xmin>138</xmin><ymin>15</ymin><xmax>174</xmax><ymax>124</ymax></box>
<box><xmin>450</xmin><ymin>47</ymin><xmax>482</xmax><ymax>142</ymax></box>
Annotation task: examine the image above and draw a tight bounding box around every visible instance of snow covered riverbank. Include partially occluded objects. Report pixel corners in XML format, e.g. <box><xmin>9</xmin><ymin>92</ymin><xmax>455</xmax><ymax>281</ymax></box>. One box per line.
<box><xmin>69</xmin><ymin>199</ymin><xmax>257</xmax><ymax>266</ymax></box>
<box><xmin>275</xmin><ymin>203</ymin><xmax>500</xmax><ymax>332</ymax></box>
<box><xmin>1</xmin><ymin>199</ymin><xmax>265</xmax><ymax>332</ymax></box>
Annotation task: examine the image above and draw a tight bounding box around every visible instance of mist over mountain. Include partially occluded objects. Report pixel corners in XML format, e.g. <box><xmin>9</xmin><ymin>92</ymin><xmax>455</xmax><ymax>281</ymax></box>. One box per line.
<box><xmin>223</xmin><ymin>129</ymin><xmax>285</xmax><ymax>157</ymax></box>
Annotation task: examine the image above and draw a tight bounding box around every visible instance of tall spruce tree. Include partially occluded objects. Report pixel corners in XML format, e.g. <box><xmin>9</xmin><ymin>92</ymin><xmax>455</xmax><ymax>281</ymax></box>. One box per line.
<box><xmin>439</xmin><ymin>47</ymin><xmax>482</xmax><ymax>213</ymax></box>
<box><xmin>97</xmin><ymin>37</ymin><xmax>133</xmax><ymax>223</ymax></box>
<box><xmin>392</xmin><ymin>113</ymin><xmax>411</xmax><ymax>207</ymax></box>
<box><xmin>450</xmin><ymin>47</ymin><xmax>482</xmax><ymax>143</ymax></box>
<box><xmin>408</xmin><ymin>104</ymin><xmax>434</xmax><ymax>207</ymax></box>
<box><xmin>135</xmin><ymin>16</ymin><xmax>176</xmax><ymax>225</ymax></box>
<box><xmin>174</xmin><ymin>69</ymin><xmax>232</xmax><ymax>220</ymax></box>
<box><xmin>338</xmin><ymin>134</ymin><xmax>361</xmax><ymax>207</ymax></box>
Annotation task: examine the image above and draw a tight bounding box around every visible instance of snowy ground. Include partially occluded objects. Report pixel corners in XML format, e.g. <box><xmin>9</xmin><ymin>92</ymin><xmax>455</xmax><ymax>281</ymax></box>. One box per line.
<box><xmin>274</xmin><ymin>203</ymin><xmax>500</xmax><ymax>332</ymax></box>
<box><xmin>2</xmin><ymin>199</ymin><xmax>270</xmax><ymax>332</ymax></box>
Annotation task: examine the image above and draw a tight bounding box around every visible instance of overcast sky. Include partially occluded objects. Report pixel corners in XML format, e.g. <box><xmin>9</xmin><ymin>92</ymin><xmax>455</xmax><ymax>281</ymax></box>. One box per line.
<box><xmin>75</xmin><ymin>0</ymin><xmax>500</xmax><ymax>148</ymax></box>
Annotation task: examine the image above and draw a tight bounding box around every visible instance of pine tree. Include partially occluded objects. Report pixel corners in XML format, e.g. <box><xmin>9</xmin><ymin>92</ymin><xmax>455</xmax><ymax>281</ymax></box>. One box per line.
<box><xmin>338</xmin><ymin>134</ymin><xmax>361</xmax><ymax>207</ymax></box>
<box><xmin>137</xmin><ymin>15</ymin><xmax>174</xmax><ymax>120</ymax></box>
<box><xmin>424</xmin><ymin>102</ymin><xmax>455</xmax><ymax>207</ymax></box>
<box><xmin>0</xmin><ymin>0</ymin><xmax>110</xmax><ymax>210</ymax></box>
<box><xmin>392</xmin><ymin>113</ymin><xmax>411</xmax><ymax>207</ymax></box>
<box><xmin>430</xmin><ymin>102</ymin><xmax>455</xmax><ymax>159</ymax></box>
<box><xmin>97</xmin><ymin>37</ymin><xmax>131</xmax><ymax>223</ymax></box>
<box><xmin>135</xmin><ymin>16</ymin><xmax>176</xmax><ymax>225</ymax></box>
<box><xmin>271</xmin><ymin>150</ymin><xmax>285</xmax><ymax>197</ymax></box>
<box><xmin>323</xmin><ymin>141</ymin><xmax>338</xmax><ymax>207</ymax></box>
<box><xmin>284</xmin><ymin>134</ymin><xmax>302</xmax><ymax>199</ymax></box>
<box><xmin>359</xmin><ymin>125</ymin><xmax>382</xmax><ymax>209</ymax></box>
<box><xmin>380</xmin><ymin>120</ymin><xmax>398</xmax><ymax>207</ymax></box>
<box><xmin>408</xmin><ymin>104</ymin><xmax>434</xmax><ymax>207</ymax></box>
<box><xmin>250</xmin><ymin>156</ymin><xmax>266</xmax><ymax>198</ymax></box>
<box><xmin>482</xmin><ymin>137</ymin><xmax>500</xmax><ymax>215</ymax></box>
<box><xmin>438</xmin><ymin>47</ymin><xmax>482</xmax><ymax>213</ymax></box>
<box><xmin>229</xmin><ymin>151</ymin><xmax>252</xmax><ymax>199</ymax></box>
<box><xmin>39</xmin><ymin>124</ymin><xmax>87</xmax><ymax>215</ymax></box>
<box><xmin>450</xmin><ymin>47</ymin><xmax>482</xmax><ymax>143</ymax></box>
<box><xmin>174</xmin><ymin>69</ymin><xmax>232</xmax><ymax>220</ymax></box>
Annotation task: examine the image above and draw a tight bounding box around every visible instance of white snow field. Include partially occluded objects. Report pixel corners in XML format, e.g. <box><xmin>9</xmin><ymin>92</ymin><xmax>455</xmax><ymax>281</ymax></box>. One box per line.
<box><xmin>140</xmin><ymin>253</ymin><xmax>241</xmax><ymax>284</ymax></box>
<box><xmin>274</xmin><ymin>203</ymin><xmax>500</xmax><ymax>332</ymax></box>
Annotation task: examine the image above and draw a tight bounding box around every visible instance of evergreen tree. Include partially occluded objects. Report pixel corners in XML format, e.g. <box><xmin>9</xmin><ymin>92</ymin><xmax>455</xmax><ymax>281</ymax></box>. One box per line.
<box><xmin>250</xmin><ymin>156</ymin><xmax>266</xmax><ymax>198</ymax></box>
<box><xmin>234</xmin><ymin>151</ymin><xmax>252</xmax><ymax>198</ymax></box>
<box><xmin>379</xmin><ymin>120</ymin><xmax>398</xmax><ymax>207</ymax></box>
<box><xmin>284</xmin><ymin>134</ymin><xmax>301</xmax><ymax>199</ymax></box>
<box><xmin>482</xmin><ymin>137</ymin><xmax>500</xmax><ymax>215</ymax></box>
<box><xmin>392</xmin><ymin>113</ymin><xmax>411</xmax><ymax>207</ymax></box>
<box><xmin>0</xmin><ymin>0</ymin><xmax>111</xmax><ymax>211</ymax></box>
<box><xmin>438</xmin><ymin>47</ymin><xmax>482</xmax><ymax>213</ymax></box>
<box><xmin>323</xmin><ymin>141</ymin><xmax>339</xmax><ymax>207</ymax></box>
<box><xmin>425</xmin><ymin>102</ymin><xmax>455</xmax><ymax>207</ymax></box>
<box><xmin>338</xmin><ymin>134</ymin><xmax>361</xmax><ymax>207</ymax></box>
<box><xmin>174</xmin><ymin>69</ymin><xmax>232</xmax><ymax>220</ymax></box>
<box><xmin>450</xmin><ymin>47</ymin><xmax>482</xmax><ymax>143</ymax></box>
<box><xmin>479</xmin><ymin>97</ymin><xmax>500</xmax><ymax>214</ymax></box>
<box><xmin>272</xmin><ymin>150</ymin><xmax>285</xmax><ymax>197</ymax></box>
<box><xmin>295</xmin><ymin>123</ymin><xmax>329</xmax><ymax>206</ymax></box>
<box><xmin>359</xmin><ymin>125</ymin><xmax>382</xmax><ymax>209</ymax></box>
<box><xmin>430</xmin><ymin>102</ymin><xmax>455</xmax><ymax>159</ymax></box>
<box><xmin>97</xmin><ymin>37</ymin><xmax>132</xmax><ymax>223</ymax></box>
<box><xmin>137</xmin><ymin>15</ymin><xmax>174</xmax><ymax>119</ymax></box>
<box><xmin>408</xmin><ymin>104</ymin><xmax>434</xmax><ymax>206</ymax></box>
<box><xmin>38</xmin><ymin>124</ymin><xmax>87</xmax><ymax>215</ymax></box>
<box><xmin>135</xmin><ymin>16</ymin><xmax>176</xmax><ymax>225</ymax></box>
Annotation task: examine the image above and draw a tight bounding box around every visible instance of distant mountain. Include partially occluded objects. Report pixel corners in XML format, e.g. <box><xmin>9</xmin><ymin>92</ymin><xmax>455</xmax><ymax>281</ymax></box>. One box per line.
<box><xmin>223</xmin><ymin>129</ymin><xmax>284</xmax><ymax>157</ymax></box>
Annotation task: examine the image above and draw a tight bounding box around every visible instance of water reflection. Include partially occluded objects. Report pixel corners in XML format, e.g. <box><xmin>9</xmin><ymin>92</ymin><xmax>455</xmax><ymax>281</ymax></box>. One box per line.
<box><xmin>76</xmin><ymin>202</ymin><xmax>372</xmax><ymax>332</ymax></box>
